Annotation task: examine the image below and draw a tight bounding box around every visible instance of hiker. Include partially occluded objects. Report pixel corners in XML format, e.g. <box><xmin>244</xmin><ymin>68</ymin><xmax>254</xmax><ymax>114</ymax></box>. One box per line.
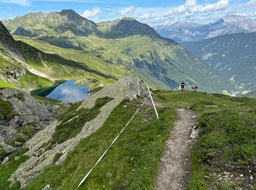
<box><xmin>181</xmin><ymin>81</ymin><xmax>185</xmax><ymax>91</ymax></box>
<box><xmin>192</xmin><ymin>85</ymin><xmax>198</xmax><ymax>92</ymax></box>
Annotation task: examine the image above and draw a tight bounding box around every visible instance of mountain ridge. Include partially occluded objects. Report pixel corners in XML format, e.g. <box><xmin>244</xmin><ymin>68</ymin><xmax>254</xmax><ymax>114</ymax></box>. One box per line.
<box><xmin>155</xmin><ymin>15</ymin><xmax>256</xmax><ymax>42</ymax></box>
<box><xmin>2</xmin><ymin>10</ymin><xmax>236</xmax><ymax>94</ymax></box>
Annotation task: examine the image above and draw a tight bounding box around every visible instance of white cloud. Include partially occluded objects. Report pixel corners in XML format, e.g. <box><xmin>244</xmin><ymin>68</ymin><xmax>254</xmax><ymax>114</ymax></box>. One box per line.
<box><xmin>185</xmin><ymin>0</ymin><xmax>197</xmax><ymax>11</ymax></box>
<box><xmin>244</xmin><ymin>0</ymin><xmax>256</xmax><ymax>7</ymax></box>
<box><xmin>119</xmin><ymin>6</ymin><xmax>136</xmax><ymax>16</ymax></box>
<box><xmin>185</xmin><ymin>0</ymin><xmax>229</xmax><ymax>13</ymax></box>
<box><xmin>247</xmin><ymin>0</ymin><xmax>256</xmax><ymax>4</ymax></box>
<box><xmin>82</xmin><ymin>7</ymin><xmax>101</xmax><ymax>18</ymax></box>
<box><xmin>175</xmin><ymin>5</ymin><xmax>187</xmax><ymax>14</ymax></box>
<box><xmin>0</xmin><ymin>0</ymin><xmax>31</xmax><ymax>6</ymax></box>
<box><xmin>227</xmin><ymin>0</ymin><xmax>256</xmax><ymax>19</ymax></box>
<box><xmin>139</xmin><ymin>13</ymin><xmax>155</xmax><ymax>20</ymax></box>
<box><xmin>164</xmin><ymin>5</ymin><xmax>186</xmax><ymax>17</ymax></box>
<box><xmin>164</xmin><ymin>0</ymin><xmax>229</xmax><ymax>17</ymax></box>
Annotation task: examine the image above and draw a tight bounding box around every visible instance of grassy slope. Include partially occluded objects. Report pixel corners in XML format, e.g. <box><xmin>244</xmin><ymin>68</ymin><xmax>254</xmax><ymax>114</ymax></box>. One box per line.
<box><xmin>0</xmin><ymin>149</ymin><xmax>29</xmax><ymax>190</ymax></box>
<box><xmin>79</xmin><ymin>35</ymin><xmax>232</xmax><ymax>92</ymax></box>
<box><xmin>0</xmin><ymin>80</ymin><xmax>19</xmax><ymax>89</ymax></box>
<box><xmin>18</xmin><ymin>71</ymin><xmax>53</xmax><ymax>90</ymax></box>
<box><xmin>0</xmin><ymin>55</ymin><xmax>15</xmax><ymax>70</ymax></box>
<box><xmin>1</xmin><ymin>39</ymin><xmax>122</xmax><ymax>91</ymax></box>
<box><xmin>19</xmin><ymin>42</ymin><xmax>118</xmax><ymax>87</ymax></box>
<box><xmin>14</xmin><ymin>35</ymin><xmax>234</xmax><ymax>93</ymax></box>
<box><xmin>1</xmin><ymin>90</ymin><xmax>255</xmax><ymax>189</ymax></box>
<box><xmin>155</xmin><ymin>91</ymin><xmax>256</xmax><ymax>190</ymax></box>
<box><xmin>14</xmin><ymin>36</ymin><xmax>129</xmax><ymax>82</ymax></box>
<box><xmin>24</xmin><ymin>98</ymin><xmax>175</xmax><ymax>190</ymax></box>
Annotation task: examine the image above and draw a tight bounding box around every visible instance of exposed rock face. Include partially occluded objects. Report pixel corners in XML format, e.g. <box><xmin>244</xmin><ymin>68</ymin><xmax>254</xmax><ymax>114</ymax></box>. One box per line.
<box><xmin>0</xmin><ymin>88</ymin><xmax>55</xmax><ymax>128</ymax></box>
<box><xmin>0</xmin><ymin>88</ymin><xmax>59</xmax><ymax>160</ymax></box>
<box><xmin>9</xmin><ymin>77</ymin><xmax>147</xmax><ymax>188</ymax></box>
<box><xmin>0</xmin><ymin>125</ymin><xmax>17</xmax><ymax>143</ymax></box>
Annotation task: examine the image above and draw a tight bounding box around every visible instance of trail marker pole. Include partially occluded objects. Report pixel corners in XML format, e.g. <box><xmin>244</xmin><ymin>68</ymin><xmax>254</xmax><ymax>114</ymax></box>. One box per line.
<box><xmin>137</xmin><ymin>77</ymin><xmax>141</xmax><ymax>96</ymax></box>
<box><xmin>146</xmin><ymin>85</ymin><xmax>159</xmax><ymax>119</ymax></box>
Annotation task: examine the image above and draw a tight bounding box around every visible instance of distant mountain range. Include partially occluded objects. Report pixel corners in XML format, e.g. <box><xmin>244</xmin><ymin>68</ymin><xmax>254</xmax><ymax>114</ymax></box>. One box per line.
<box><xmin>182</xmin><ymin>32</ymin><xmax>256</xmax><ymax>97</ymax></box>
<box><xmin>155</xmin><ymin>15</ymin><xmax>256</xmax><ymax>42</ymax></box>
<box><xmin>1</xmin><ymin>9</ymin><xmax>234</xmax><ymax>94</ymax></box>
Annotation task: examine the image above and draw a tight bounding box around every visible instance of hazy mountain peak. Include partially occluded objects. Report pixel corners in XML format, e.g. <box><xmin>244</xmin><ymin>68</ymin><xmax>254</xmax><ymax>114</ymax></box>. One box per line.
<box><xmin>223</xmin><ymin>15</ymin><xmax>247</xmax><ymax>23</ymax></box>
<box><xmin>156</xmin><ymin>15</ymin><xmax>256</xmax><ymax>42</ymax></box>
<box><xmin>214</xmin><ymin>18</ymin><xmax>225</xmax><ymax>25</ymax></box>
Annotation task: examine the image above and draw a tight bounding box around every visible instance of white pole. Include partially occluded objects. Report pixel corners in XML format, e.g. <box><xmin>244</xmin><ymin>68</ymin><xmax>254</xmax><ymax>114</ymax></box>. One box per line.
<box><xmin>146</xmin><ymin>85</ymin><xmax>159</xmax><ymax>119</ymax></box>
<box><xmin>137</xmin><ymin>77</ymin><xmax>141</xmax><ymax>96</ymax></box>
<box><xmin>138</xmin><ymin>80</ymin><xmax>147</xmax><ymax>94</ymax></box>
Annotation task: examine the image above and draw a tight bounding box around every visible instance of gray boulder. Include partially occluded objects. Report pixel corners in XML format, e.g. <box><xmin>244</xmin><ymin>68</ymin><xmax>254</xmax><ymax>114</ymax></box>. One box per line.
<box><xmin>0</xmin><ymin>88</ymin><xmax>51</xmax><ymax>127</ymax></box>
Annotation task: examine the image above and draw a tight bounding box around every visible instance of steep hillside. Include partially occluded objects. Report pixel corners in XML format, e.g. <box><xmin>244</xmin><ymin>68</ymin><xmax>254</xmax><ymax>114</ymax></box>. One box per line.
<box><xmin>0</xmin><ymin>21</ymin><xmax>26</xmax><ymax>89</ymax></box>
<box><xmin>182</xmin><ymin>32</ymin><xmax>256</xmax><ymax>97</ymax></box>
<box><xmin>0</xmin><ymin>21</ymin><xmax>128</xmax><ymax>91</ymax></box>
<box><xmin>3</xmin><ymin>10</ymin><xmax>236</xmax><ymax>93</ymax></box>
<box><xmin>155</xmin><ymin>15</ymin><xmax>256</xmax><ymax>42</ymax></box>
<box><xmin>0</xmin><ymin>22</ymin><xmax>25</xmax><ymax>64</ymax></box>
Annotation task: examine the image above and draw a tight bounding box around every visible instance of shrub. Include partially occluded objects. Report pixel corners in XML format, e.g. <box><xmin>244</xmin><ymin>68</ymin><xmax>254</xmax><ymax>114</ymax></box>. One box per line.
<box><xmin>0</xmin><ymin>99</ymin><xmax>16</xmax><ymax>121</ymax></box>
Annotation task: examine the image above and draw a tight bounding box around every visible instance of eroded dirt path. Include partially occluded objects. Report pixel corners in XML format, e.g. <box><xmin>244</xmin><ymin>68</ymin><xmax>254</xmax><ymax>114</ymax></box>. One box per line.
<box><xmin>156</xmin><ymin>109</ymin><xmax>197</xmax><ymax>190</ymax></box>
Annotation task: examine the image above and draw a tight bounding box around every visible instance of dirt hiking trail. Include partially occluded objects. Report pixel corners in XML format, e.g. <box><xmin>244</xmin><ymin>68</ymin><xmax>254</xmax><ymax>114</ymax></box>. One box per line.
<box><xmin>156</xmin><ymin>109</ymin><xmax>197</xmax><ymax>190</ymax></box>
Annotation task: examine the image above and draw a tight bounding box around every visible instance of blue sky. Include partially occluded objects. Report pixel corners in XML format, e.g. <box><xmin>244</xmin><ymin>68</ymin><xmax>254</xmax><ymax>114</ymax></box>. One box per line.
<box><xmin>0</xmin><ymin>0</ymin><xmax>255</xmax><ymax>26</ymax></box>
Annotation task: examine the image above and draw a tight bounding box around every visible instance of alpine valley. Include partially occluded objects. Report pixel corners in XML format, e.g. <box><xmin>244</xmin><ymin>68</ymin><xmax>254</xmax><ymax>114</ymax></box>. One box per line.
<box><xmin>182</xmin><ymin>32</ymin><xmax>256</xmax><ymax>97</ymax></box>
<box><xmin>1</xmin><ymin>9</ymin><xmax>235</xmax><ymax>94</ymax></box>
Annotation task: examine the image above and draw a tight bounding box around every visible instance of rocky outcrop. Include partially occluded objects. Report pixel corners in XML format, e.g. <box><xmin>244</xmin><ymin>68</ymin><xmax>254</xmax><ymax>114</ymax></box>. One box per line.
<box><xmin>5</xmin><ymin>67</ymin><xmax>25</xmax><ymax>80</ymax></box>
<box><xmin>0</xmin><ymin>88</ymin><xmax>57</xmax><ymax>128</ymax></box>
<box><xmin>0</xmin><ymin>88</ymin><xmax>60</xmax><ymax>161</ymax></box>
<box><xmin>0</xmin><ymin>66</ymin><xmax>25</xmax><ymax>88</ymax></box>
<box><xmin>9</xmin><ymin>77</ymin><xmax>147</xmax><ymax>187</ymax></box>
